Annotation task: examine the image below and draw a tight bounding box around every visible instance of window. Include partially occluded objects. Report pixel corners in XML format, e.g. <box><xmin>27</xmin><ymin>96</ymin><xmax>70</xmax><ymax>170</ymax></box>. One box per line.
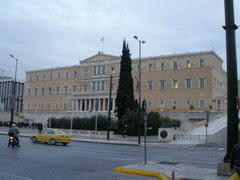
<box><xmin>199</xmin><ymin>78</ymin><xmax>205</xmax><ymax>88</ymax></box>
<box><xmin>63</xmin><ymin>103</ymin><xmax>67</xmax><ymax>110</ymax></box>
<box><xmin>35</xmin><ymin>75</ymin><xmax>39</xmax><ymax>81</ymax></box>
<box><xmin>93</xmin><ymin>66</ymin><xmax>97</xmax><ymax>75</ymax></box>
<box><xmin>74</xmin><ymin>71</ymin><xmax>78</xmax><ymax>78</ymax></box>
<box><xmin>147</xmin><ymin>101</ymin><xmax>152</xmax><ymax>109</ymax></box>
<box><xmin>83</xmin><ymin>85</ymin><xmax>87</xmax><ymax>91</ymax></box>
<box><xmin>160</xmin><ymin>62</ymin><xmax>165</xmax><ymax>70</ymax></box>
<box><xmin>49</xmin><ymin>87</ymin><xmax>52</xmax><ymax>95</ymax></box>
<box><xmin>102</xmin><ymin>65</ymin><xmax>105</xmax><ymax>74</ymax></box>
<box><xmin>200</xmin><ymin>59</ymin><xmax>204</xmax><ymax>67</ymax></box>
<box><xmin>56</xmin><ymin>87</ymin><xmax>60</xmax><ymax>95</ymax></box>
<box><xmin>27</xmin><ymin>104</ymin><xmax>30</xmax><ymax>110</ymax></box>
<box><xmin>172</xmin><ymin>79</ymin><xmax>179</xmax><ymax>89</ymax></box>
<box><xmin>93</xmin><ymin>65</ymin><xmax>106</xmax><ymax>75</ymax></box>
<box><xmin>159</xmin><ymin>99</ymin><xmax>165</xmax><ymax>109</ymax></box>
<box><xmin>57</xmin><ymin>72</ymin><xmax>61</xmax><ymax>79</ymax></box>
<box><xmin>43</xmin><ymin>74</ymin><xmax>46</xmax><ymax>80</ymax></box>
<box><xmin>148</xmin><ymin>64</ymin><xmax>153</xmax><ymax>71</ymax></box>
<box><xmin>28</xmin><ymin>89</ymin><xmax>31</xmax><ymax>96</ymax></box>
<box><xmin>34</xmin><ymin>103</ymin><xmax>37</xmax><ymax>110</ymax></box>
<box><xmin>185</xmin><ymin>78</ymin><xmax>192</xmax><ymax>88</ymax></box>
<box><xmin>40</xmin><ymin>104</ymin><xmax>43</xmax><ymax>110</ymax></box>
<box><xmin>34</xmin><ymin>88</ymin><xmax>38</xmax><ymax>96</ymax></box>
<box><xmin>101</xmin><ymin>81</ymin><xmax>105</xmax><ymax>90</ymax></box>
<box><xmin>29</xmin><ymin>75</ymin><xmax>32</xmax><ymax>82</ymax></box>
<box><xmin>199</xmin><ymin>99</ymin><xmax>205</xmax><ymax>108</ymax></box>
<box><xmin>214</xmin><ymin>78</ymin><xmax>216</xmax><ymax>88</ymax></box>
<box><xmin>185</xmin><ymin>99</ymin><xmax>192</xmax><ymax>108</ymax></box>
<box><xmin>66</xmin><ymin>72</ymin><xmax>69</xmax><ymax>79</ymax></box>
<box><xmin>172</xmin><ymin>99</ymin><xmax>178</xmax><ymax>108</ymax></box>
<box><xmin>147</xmin><ymin>81</ymin><xmax>153</xmax><ymax>90</ymax></box>
<box><xmin>73</xmin><ymin>85</ymin><xmax>77</xmax><ymax>92</ymax></box>
<box><xmin>186</xmin><ymin>60</ymin><xmax>191</xmax><ymax>68</ymax></box>
<box><xmin>84</xmin><ymin>69</ymin><xmax>88</xmax><ymax>76</ymax></box>
<box><xmin>92</xmin><ymin>81</ymin><xmax>105</xmax><ymax>91</ymax></box>
<box><xmin>160</xmin><ymin>80</ymin><xmax>165</xmax><ymax>90</ymax></box>
<box><xmin>56</xmin><ymin>103</ymin><xmax>59</xmax><ymax>110</ymax></box>
<box><xmin>48</xmin><ymin>103</ymin><xmax>51</xmax><ymax>110</ymax></box>
<box><xmin>97</xmin><ymin>66</ymin><xmax>101</xmax><ymax>75</ymax></box>
<box><xmin>50</xmin><ymin>73</ymin><xmax>53</xmax><ymax>80</ymax></box>
<box><xmin>41</xmin><ymin>88</ymin><xmax>45</xmax><ymax>95</ymax></box>
<box><xmin>64</xmin><ymin>86</ymin><xmax>68</xmax><ymax>94</ymax></box>
<box><xmin>173</xmin><ymin>61</ymin><xmax>178</xmax><ymax>69</ymax></box>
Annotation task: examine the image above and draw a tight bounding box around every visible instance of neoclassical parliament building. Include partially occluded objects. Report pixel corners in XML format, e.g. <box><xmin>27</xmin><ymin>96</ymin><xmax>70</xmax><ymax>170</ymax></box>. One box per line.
<box><xmin>23</xmin><ymin>50</ymin><xmax>227</xmax><ymax>123</ymax></box>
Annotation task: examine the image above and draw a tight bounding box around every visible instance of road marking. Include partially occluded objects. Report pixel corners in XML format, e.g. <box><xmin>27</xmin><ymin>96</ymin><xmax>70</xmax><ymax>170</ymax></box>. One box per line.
<box><xmin>108</xmin><ymin>157</ymin><xmax>135</xmax><ymax>161</ymax></box>
<box><xmin>0</xmin><ymin>170</ymin><xmax>32</xmax><ymax>180</ymax></box>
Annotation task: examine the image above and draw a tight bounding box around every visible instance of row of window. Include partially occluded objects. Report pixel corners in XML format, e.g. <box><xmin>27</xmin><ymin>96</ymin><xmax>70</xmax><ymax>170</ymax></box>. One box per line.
<box><xmin>147</xmin><ymin>78</ymin><xmax>206</xmax><ymax>90</ymax></box>
<box><xmin>147</xmin><ymin>99</ymin><xmax>207</xmax><ymax>109</ymax></box>
<box><xmin>137</xmin><ymin>58</ymin><xmax>205</xmax><ymax>72</ymax></box>
<box><xmin>27</xmin><ymin>103</ymin><xmax>68</xmax><ymax>111</ymax></box>
<box><xmin>27</xmin><ymin>98</ymin><xmax>207</xmax><ymax>111</ymax></box>
<box><xmin>28</xmin><ymin>71</ymin><xmax>78</xmax><ymax>82</ymax></box>
<box><xmin>28</xmin><ymin>77</ymin><xmax>206</xmax><ymax>96</ymax></box>
<box><xmin>28</xmin><ymin>85</ymin><xmax>78</xmax><ymax>96</ymax></box>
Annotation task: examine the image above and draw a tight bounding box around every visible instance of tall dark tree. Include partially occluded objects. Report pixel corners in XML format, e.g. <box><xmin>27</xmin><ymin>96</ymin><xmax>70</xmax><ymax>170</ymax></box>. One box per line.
<box><xmin>116</xmin><ymin>40</ymin><xmax>136</xmax><ymax>120</ymax></box>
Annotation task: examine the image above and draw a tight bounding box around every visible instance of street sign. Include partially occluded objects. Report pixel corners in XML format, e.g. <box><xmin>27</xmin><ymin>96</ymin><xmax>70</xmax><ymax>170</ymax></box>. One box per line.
<box><xmin>205</xmin><ymin>123</ymin><xmax>208</xmax><ymax>128</ymax></box>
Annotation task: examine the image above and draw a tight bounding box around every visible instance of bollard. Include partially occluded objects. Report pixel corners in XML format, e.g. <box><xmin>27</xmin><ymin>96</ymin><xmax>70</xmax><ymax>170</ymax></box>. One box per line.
<box><xmin>172</xmin><ymin>171</ymin><xmax>175</xmax><ymax>180</ymax></box>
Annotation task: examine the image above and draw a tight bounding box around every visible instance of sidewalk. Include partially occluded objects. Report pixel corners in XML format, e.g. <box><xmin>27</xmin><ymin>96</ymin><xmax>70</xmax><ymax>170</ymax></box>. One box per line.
<box><xmin>0</xmin><ymin>127</ymin><xmax>230</xmax><ymax>180</ymax></box>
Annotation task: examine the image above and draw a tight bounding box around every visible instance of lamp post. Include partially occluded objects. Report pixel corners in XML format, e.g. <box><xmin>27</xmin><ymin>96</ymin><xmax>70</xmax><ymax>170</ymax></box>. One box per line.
<box><xmin>107</xmin><ymin>67</ymin><xmax>114</xmax><ymax>140</ymax></box>
<box><xmin>9</xmin><ymin>54</ymin><xmax>18</xmax><ymax>127</ymax></box>
<box><xmin>133</xmin><ymin>36</ymin><xmax>145</xmax><ymax>144</ymax></box>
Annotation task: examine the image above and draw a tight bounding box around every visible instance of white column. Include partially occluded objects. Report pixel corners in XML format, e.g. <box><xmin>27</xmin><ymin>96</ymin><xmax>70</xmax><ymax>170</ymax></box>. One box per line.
<box><xmin>89</xmin><ymin>99</ymin><xmax>92</xmax><ymax>111</ymax></box>
<box><xmin>80</xmin><ymin>99</ymin><xmax>82</xmax><ymax>111</ymax></box>
<box><xmin>98</xmin><ymin>98</ymin><xmax>101</xmax><ymax>111</ymax></box>
<box><xmin>112</xmin><ymin>98</ymin><xmax>115</xmax><ymax>112</ymax></box>
<box><xmin>93</xmin><ymin>99</ymin><xmax>96</xmax><ymax>111</ymax></box>
<box><xmin>103</xmin><ymin>98</ymin><xmax>105</xmax><ymax>111</ymax></box>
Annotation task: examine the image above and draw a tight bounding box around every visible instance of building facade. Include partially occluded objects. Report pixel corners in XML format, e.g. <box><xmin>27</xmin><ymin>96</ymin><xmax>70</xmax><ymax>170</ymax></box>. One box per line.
<box><xmin>23</xmin><ymin>51</ymin><xmax>227</xmax><ymax>123</ymax></box>
<box><xmin>0</xmin><ymin>76</ymin><xmax>24</xmax><ymax>112</ymax></box>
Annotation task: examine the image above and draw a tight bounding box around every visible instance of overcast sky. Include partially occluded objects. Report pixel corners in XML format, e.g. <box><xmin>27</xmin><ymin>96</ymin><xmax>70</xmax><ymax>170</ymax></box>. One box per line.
<box><xmin>1</xmin><ymin>0</ymin><xmax>240</xmax><ymax>81</ymax></box>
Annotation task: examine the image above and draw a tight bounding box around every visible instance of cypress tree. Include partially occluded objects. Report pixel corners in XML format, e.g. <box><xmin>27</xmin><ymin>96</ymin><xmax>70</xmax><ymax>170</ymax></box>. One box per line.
<box><xmin>116</xmin><ymin>39</ymin><xmax>136</xmax><ymax>120</ymax></box>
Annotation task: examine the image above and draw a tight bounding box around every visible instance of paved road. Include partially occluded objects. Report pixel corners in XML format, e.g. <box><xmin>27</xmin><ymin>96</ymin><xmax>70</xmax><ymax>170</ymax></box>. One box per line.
<box><xmin>0</xmin><ymin>135</ymin><xmax>225</xmax><ymax>180</ymax></box>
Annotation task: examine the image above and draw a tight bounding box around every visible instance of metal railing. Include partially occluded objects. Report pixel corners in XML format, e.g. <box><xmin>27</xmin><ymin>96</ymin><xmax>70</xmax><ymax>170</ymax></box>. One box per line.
<box><xmin>174</xmin><ymin>134</ymin><xmax>205</xmax><ymax>141</ymax></box>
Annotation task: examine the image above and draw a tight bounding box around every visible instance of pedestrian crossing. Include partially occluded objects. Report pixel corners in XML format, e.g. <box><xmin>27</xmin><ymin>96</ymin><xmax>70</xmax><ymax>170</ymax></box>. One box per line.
<box><xmin>175</xmin><ymin>144</ymin><xmax>226</xmax><ymax>152</ymax></box>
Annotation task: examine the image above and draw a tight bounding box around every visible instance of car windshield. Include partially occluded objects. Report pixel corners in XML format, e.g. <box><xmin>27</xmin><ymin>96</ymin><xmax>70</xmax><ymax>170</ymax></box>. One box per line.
<box><xmin>56</xmin><ymin>130</ymin><xmax>66</xmax><ymax>134</ymax></box>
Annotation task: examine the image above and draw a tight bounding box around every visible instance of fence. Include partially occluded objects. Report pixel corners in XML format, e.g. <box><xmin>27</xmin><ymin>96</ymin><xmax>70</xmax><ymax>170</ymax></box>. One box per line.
<box><xmin>174</xmin><ymin>134</ymin><xmax>205</xmax><ymax>141</ymax></box>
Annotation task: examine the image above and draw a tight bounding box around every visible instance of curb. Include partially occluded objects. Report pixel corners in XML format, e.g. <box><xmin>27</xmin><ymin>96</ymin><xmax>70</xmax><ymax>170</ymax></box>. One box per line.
<box><xmin>114</xmin><ymin>167</ymin><xmax>169</xmax><ymax>180</ymax></box>
<box><xmin>228</xmin><ymin>172</ymin><xmax>240</xmax><ymax>180</ymax></box>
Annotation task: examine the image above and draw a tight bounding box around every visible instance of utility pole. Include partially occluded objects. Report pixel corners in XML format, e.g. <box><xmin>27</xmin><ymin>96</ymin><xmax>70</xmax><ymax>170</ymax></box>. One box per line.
<box><xmin>223</xmin><ymin>0</ymin><xmax>238</xmax><ymax>162</ymax></box>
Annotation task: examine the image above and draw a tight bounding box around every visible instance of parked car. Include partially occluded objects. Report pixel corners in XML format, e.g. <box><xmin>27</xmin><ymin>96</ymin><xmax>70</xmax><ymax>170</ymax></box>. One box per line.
<box><xmin>30</xmin><ymin>129</ymin><xmax>72</xmax><ymax>145</ymax></box>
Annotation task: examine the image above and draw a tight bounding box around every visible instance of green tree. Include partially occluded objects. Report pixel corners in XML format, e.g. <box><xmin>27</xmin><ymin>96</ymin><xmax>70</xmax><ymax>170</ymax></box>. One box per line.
<box><xmin>116</xmin><ymin>40</ymin><xmax>136</xmax><ymax>121</ymax></box>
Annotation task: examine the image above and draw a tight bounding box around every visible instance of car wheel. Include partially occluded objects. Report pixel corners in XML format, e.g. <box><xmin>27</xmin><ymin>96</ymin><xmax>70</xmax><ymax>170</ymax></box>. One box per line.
<box><xmin>62</xmin><ymin>143</ymin><xmax>67</xmax><ymax>146</ymax></box>
<box><xmin>50</xmin><ymin>138</ymin><xmax>56</xmax><ymax>145</ymax></box>
<box><xmin>31</xmin><ymin>137</ymin><xmax>37</xmax><ymax>143</ymax></box>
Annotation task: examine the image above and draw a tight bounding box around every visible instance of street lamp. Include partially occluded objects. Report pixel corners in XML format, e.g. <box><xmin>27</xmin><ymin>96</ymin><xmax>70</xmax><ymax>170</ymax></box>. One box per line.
<box><xmin>107</xmin><ymin>67</ymin><xmax>115</xmax><ymax>140</ymax></box>
<box><xmin>9</xmin><ymin>54</ymin><xmax>18</xmax><ymax>127</ymax></box>
<box><xmin>133</xmin><ymin>36</ymin><xmax>145</xmax><ymax>144</ymax></box>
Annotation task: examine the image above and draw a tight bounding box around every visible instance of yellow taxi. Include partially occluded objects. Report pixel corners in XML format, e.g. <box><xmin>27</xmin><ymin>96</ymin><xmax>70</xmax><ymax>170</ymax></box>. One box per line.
<box><xmin>30</xmin><ymin>129</ymin><xmax>72</xmax><ymax>145</ymax></box>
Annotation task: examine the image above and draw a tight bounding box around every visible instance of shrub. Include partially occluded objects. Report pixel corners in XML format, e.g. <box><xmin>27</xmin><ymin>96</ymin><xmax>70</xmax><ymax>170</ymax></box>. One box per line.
<box><xmin>47</xmin><ymin>115</ymin><xmax>116</xmax><ymax>131</ymax></box>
